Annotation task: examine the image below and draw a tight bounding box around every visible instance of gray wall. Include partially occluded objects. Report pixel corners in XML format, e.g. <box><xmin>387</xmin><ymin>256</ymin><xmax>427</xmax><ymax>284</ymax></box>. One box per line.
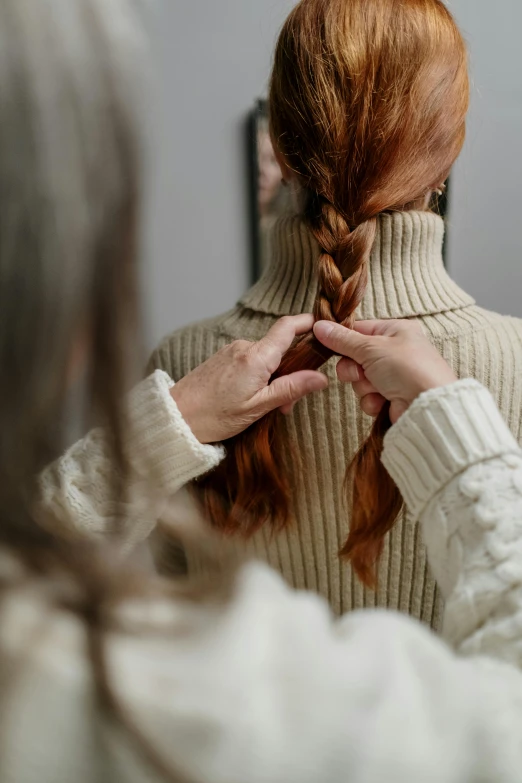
<box><xmin>144</xmin><ymin>0</ymin><xmax>295</xmax><ymax>349</ymax></box>
<box><xmin>144</xmin><ymin>0</ymin><xmax>522</xmax><ymax>351</ymax></box>
<box><xmin>444</xmin><ymin>0</ymin><xmax>522</xmax><ymax>316</ymax></box>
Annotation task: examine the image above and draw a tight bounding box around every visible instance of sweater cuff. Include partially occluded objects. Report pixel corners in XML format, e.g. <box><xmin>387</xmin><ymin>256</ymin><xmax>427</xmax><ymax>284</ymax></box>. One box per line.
<box><xmin>382</xmin><ymin>379</ymin><xmax>520</xmax><ymax>520</ymax></box>
<box><xmin>127</xmin><ymin>371</ymin><xmax>225</xmax><ymax>493</ymax></box>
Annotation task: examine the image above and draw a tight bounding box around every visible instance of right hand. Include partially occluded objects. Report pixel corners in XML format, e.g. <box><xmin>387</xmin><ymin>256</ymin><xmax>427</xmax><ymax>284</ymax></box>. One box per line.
<box><xmin>314</xmin><ymin>319</ymin><xmax>457</xmax><ymax>423</ymax></box>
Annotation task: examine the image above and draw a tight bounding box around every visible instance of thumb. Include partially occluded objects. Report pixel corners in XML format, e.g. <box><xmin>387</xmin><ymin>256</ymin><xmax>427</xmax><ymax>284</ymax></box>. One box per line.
<box><xmin>258</xmin><ymin>370</ymin><xmax>328</xmax><ymax>414</ymax></box>
<box><xmin>313</xmin><ymin>321</ymin><xmax>370</xmax><ymax>363</ymax></box>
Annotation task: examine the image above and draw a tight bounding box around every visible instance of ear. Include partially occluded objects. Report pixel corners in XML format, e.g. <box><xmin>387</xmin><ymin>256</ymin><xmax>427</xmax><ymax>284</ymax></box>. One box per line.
<box><xmin>270</xmin><ymin>131</ymin><xmax>295</xmax><ymax>184</ymax></box>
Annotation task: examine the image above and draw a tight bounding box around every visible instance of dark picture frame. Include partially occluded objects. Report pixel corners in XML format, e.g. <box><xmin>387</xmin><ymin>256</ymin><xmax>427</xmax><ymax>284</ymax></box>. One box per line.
<box><xmin>246</xmin><ymin>100</ymin><xmax>264</xmax><ymax>283</ymax></box>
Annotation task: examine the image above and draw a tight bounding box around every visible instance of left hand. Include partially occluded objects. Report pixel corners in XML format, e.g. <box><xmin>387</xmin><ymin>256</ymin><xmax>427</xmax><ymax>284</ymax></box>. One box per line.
<box><xmin>171</xmin><ymin>315</ymin><xmax>328</xmax><ymax>443</ymax></box>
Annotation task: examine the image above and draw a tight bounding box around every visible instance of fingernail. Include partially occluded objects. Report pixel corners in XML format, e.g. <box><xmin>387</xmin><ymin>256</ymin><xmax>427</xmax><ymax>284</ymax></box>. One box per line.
<box><xmin>345</xmin><ymin>365</ymin><xmax>360</xmax><ymax>382</ymax></box>
<box><xmin>314</xmin><ymin>321</ymin><xmax>335</xmax><ymax>341</ymax></box>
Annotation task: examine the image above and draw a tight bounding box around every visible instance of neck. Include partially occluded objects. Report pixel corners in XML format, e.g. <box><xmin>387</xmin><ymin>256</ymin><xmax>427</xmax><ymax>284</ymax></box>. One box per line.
<box><xmin>241</xmin><ymin>211</ymin><xmax>474</xmax><ymax>319</ymax></box>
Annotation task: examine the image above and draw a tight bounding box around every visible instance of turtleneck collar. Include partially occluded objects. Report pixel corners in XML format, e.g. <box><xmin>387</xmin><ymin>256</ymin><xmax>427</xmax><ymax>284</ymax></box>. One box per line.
<box><xmin>240</xmin><ymin>211</ymin><xmax>474</xmax><ymax>319</ymax></box>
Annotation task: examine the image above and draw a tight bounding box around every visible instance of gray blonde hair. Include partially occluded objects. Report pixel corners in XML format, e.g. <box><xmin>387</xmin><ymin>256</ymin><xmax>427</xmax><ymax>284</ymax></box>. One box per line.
<box><xmin>0</xmin><ymin>2</ymin><xmax>189</xmax><ymax>780</ymax></box>
<box><xmin>0</xmin><ymin>0</ymin><xmax>145</xmax><ymax>491</ymax></box>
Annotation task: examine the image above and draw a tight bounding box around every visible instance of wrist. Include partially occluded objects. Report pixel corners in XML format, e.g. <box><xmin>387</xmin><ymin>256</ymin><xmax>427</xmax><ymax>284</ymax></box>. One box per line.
<box><xmin>170</xmin><ymin>385</ymin><xmax>207</xmax><ymax>444</ymax></box>
<box><xmin>405</xmin><ymin>359</ymin><xmax>458</xmax><ymax>404</ymax></box>
<box><xmin>413</xmin><ymin>369</ymin><xmax>458</xmax><ymax>400</ymax></box>
<box><xmin>390</xmin><ymin>367</ymin><xmax>458</xmax><ymax>424</ymax></box>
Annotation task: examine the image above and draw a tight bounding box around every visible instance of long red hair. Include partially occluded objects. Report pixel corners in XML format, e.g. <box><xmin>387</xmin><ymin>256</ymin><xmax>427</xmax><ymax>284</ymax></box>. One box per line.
<box><xmin>196</xmin><ymin>0</ymin><xmax>469</xmax><ymax>586</ymax></box>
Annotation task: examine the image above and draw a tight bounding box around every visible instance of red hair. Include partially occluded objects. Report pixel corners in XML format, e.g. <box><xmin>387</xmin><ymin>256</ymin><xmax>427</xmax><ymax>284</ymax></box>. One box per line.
<box><xmin>196</xmin><ymin>0</ymin><xmax>469</xmax><ymax>586</ymax></box>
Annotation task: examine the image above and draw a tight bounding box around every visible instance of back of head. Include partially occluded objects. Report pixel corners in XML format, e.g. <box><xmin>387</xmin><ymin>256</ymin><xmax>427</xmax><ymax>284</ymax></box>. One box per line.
<box><xmin>198</xmin><ymin>0</ymin><xmax>469</xmax><ymax>585</ymax></box>
<box><xmin>270</xmin><ymin>0</ymin><xmax>469</xmax><ymax>230</ymax></box>
<box><xmin>269</xmin><ymin>0</ymin><xmax>468</xmax><ymax>338</ymax></box>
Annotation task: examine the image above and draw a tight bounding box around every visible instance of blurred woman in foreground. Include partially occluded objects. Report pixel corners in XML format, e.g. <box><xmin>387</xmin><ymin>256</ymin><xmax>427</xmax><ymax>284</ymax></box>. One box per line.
<box><xmin>3</xmin><ymin>1</ymin><xmax>522</xmax><ymax>781</ymax></box>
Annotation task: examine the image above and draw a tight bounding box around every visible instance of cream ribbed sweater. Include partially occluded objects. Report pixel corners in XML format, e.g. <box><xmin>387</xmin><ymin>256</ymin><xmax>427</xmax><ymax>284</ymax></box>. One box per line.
<box><xmin>149</xmin><ymin>211</ymin><xmax>522</xmax><ymax>629</ymax></box>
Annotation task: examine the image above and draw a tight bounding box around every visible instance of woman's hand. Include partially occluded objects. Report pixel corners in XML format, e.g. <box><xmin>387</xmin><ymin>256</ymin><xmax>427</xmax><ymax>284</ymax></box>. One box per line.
<box><xmin>171</xmin><ymin>315</ymin><xmax>328</xmax><ymax>443</ymax></box>
<box><xmin>314</xmin><ymin>319</ymin><xmax>456</xmax><ymax>424</ymax></box>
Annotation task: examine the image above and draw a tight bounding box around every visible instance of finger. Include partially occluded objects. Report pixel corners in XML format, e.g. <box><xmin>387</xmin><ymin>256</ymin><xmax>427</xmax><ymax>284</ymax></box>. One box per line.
<box><xmin>353</xmin><ymin>319</ymin><xmax>423</xmax><ymax>337</ymax></box>
<box><xmin>351</xmin><ymin>320</ymin><xmax>392</xmax><ymax>336</ymax></box>
<box><xmin>257</xmin><ymin>370</ymin><xmax>328</xmax><ymax>413</ymax></box>
<box><xmin>360</xmin><ymin>392</ymin><xmax>386</xmax><ymax>417</ymax></box>
<box><xmin>287</xmin><ymin>313</ymin><xmax>316</xmax><ymax>337</ymax></box>
<box><xmin>352</xmin><ymin>377</ymin><xmax>379</xmax><ymax>399</ymax></box>
<box><xmin>253</xmin><ymin>315</ymin><xmax>315</xmax><ymax>372</ymax></box>
<box><xmin>314</xmin><ymin>321</ymin><xmax>371</xmax><ymax>363</ymax></box>
<box><xmin>337</xmin><ymin>362</ymin><xmax>380</xmax><ymax>399</ymax></box>
<box><xmin>279</xmin><ymin>401</ymin><xmax>296</xmax><ymax>416</ymax></box>
<box><xmin>259</xmin><ymin>313</ymin><xmax>314</xmax><ymax>356</ymax></box>
<box><xmin>336</xmin><ymin>358</ymin><xmax>362</xmax><ymax>383</ymax></box>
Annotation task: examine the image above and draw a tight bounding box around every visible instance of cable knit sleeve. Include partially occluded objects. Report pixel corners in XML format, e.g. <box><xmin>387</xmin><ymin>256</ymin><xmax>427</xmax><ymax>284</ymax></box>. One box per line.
<box><xmin>37</xmin><ymin>371</ymin><xmax>224</xmax><ymax>553</ymax></box>
<box><xmin>382</xmin><ymin>379</ymin><xmax>522</xmax><ymax>665</ymax></box>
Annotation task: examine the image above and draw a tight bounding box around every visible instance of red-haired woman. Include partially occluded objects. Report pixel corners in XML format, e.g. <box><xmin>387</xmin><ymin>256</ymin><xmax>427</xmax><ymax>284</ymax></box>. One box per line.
<box><xmin>151</xmin><ymin>0</ymin><xmax>522</xmax><ymax>629</ymax></box>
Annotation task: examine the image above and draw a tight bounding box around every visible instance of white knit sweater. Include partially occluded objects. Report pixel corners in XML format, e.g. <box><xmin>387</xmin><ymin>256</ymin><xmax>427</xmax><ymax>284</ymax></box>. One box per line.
<box><xmin>4</xmin><ymin>370</ymin><xmax>522</xmax><ymax>782</ymax></box>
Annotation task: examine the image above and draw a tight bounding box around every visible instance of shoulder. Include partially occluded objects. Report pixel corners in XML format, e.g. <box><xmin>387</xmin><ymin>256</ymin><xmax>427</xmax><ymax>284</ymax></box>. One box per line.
<box><xmin>436</xmin><ymin>306</ymin><xmax>522</xmax><ymax>362</ymax></box>
<box><xmin>147</xmin><ymin>309</ymin><xmax>236</xmax><ymax>380</ymax></box>
<box><xmin>422</xmin><ymin>305</ymin><xmax>522</xmax><ymax>346</ymax></box>
<box><xmin>422</xmin><ymin>306</ymin><xmax>522</xmax><ymax>440</ymax></box>
<box><xmin>147</xmin><ymin>306</ymin><xmax>280</xmax><ymax>380</ymax></box>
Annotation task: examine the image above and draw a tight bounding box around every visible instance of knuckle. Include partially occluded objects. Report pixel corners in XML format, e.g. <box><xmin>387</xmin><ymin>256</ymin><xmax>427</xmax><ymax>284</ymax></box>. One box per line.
<box><xmin>245</xmin><ymin>342</ymin><xmax>260</xmax><ymax>362</ymax></box>
<box><xmin>328</xmin><ymin>332</ymin><xmax>345</xmax><ymax>353</ymax></box>
<box><xmin>230</xmin><ymin>340</ymin><xmax>252</xmax><ymax>358</ymax></box>
<box><xmin>281</xmin><ymin>382</ymin><xmax>297</xmax><ymax>404</ymax></box>
<box><xmin>393</xmin><ymin>322</ymin><xmax>409</xmax><ymax>336</ymax></box>
<box><xmin>400</xmin><ymin>320</ymin><xmax>420</xmax><ymax>334</ymax></box>
<box><xmin>272</xmin><ymin>378</ymin><xmax>293</xmax><ymax>403</ymax></box>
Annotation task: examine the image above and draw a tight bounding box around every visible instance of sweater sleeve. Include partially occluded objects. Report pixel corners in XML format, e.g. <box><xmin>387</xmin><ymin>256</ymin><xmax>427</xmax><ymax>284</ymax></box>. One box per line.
<box><xmin>382</xmin><ymin>378</ymin><xmax>522</xmax><ymax>664</ymax></box>
<box><xmin>36</xmin><ymin>370</ymin><xmax>224</xmax><ymax>554</ymax></box>
<box><xmin>104</xmin><ymin>380</ymin><xmax>522</xmax><ymax>783</ymax></box>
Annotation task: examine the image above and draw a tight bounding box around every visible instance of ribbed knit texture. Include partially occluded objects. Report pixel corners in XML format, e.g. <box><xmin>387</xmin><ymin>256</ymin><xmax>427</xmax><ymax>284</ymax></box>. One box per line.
<box><xmin>148</xmin><ymin>211</ymin><xmax>522</xmax><ymax>630</ymax></box>
<box><xmin>128</xmin><ymin>370</ymin><xmax>225</xmax><ymax>491</ymax></box>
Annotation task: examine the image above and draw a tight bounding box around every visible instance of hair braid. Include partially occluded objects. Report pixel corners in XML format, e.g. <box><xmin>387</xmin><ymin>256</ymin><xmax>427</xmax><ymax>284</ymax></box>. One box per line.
<box><xmin>311</xmin><ymin>197</ymin><xmax>372</xmax><ymax>326</ymax></box>
<box><xmin>268</xmin><ymin>196</ymin><xmax>376</xmax><ymax>376</ymax></box>
<box><xmin>196</xmin><ymin>195</ymin><xmax>403</xmax><ymax>586</ymax></box>
<box><xmin>311</xmin><ymin>199</ymin><xmax>405</xmax><ymax>586</ymax></box>
<box><xmin>195</xmin><ymin>197</ymin><xmax>375</xmax><ymax>537</ymax></box>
